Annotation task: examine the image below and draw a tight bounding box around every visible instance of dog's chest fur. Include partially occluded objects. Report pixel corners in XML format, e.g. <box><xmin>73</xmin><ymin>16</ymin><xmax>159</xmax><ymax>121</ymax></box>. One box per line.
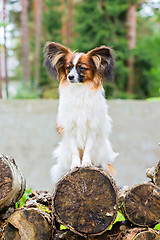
<box><xmin>58</xmin><ymin>84</ymin><xmax>112</xmax><ymax>149</ymax></box>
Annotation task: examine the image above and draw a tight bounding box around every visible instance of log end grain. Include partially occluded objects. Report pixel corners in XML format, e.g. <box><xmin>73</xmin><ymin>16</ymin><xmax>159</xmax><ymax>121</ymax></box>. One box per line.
<box><xmin>53</xmin><ymin>167</ymin><xmax>118</xmax><ymax>236</ymax></box>
<box><xmin>124</xmin><ymin>183</ymin><xmax>160</xmax><ymax>227</ymax></box>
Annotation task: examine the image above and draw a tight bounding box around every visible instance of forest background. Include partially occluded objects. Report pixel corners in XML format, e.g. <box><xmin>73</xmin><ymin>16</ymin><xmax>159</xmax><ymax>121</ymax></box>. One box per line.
<box><xmin>0</xmin><ymin>0</ymin><xmax>160</xmax><ymax>100</ymax></box>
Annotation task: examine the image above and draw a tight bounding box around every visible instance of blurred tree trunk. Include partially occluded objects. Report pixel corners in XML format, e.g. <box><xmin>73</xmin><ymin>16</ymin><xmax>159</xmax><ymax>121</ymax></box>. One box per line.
<box><xmin>21</xmin><ymin>0</ymin><xmax>30</xmax><ymax>83</ymax></box>
<box><xmin>67</xmin><ymin>0</ymin><xmax>73</xmax><ymax>45</ymax></box>
<box><xmin>60</xmin><ymin>0</ymin><xmax>67</xmax><ymax>45</ymax></box>
<box><xmin>126</xmin><ymin>3</ymin><xmax>137</xmax><ymax>93</ymax></box>
<box><xmin>0</xmin><ymin>50</ymin><xmax>2</xmax><ymax>99</ymax></box>
<box><xmin>3</xmin><ymin>0</ymin><xmax>8</xmax><ymax>98</ymax></box>
<box><xmin>34</xmin><ymin>0</ymin><xmax>42</xmax><ymax>89</ymax></box>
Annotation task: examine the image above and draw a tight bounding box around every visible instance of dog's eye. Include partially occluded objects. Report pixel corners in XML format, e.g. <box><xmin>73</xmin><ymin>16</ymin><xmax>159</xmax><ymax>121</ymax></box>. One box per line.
<box><xmin>66</xmin><ymin>66</ymin><xmax>71</xmax><ymax>70</ymax></box>
<box><xmin>79</xmin><ymin>66</ymin><xmax>86</xmax><ymax>70</ymax></box>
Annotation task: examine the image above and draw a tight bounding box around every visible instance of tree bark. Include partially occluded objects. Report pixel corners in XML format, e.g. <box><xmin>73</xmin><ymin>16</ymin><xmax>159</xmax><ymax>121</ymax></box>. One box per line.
<box><xmin>67</xmin><ymin>0</ymin><xmax>73</xmax><ymax>45</ymax></box>
<box><xmin>123</xmin><ymin>183</ymin><xmax>160</xmax><ymax>227</ymax></box>
<box><xmin>20</xmin><ymin>0</ymin><xmax>30</xmax><ymax>83</ymax></box>
<box><xmin>0</xmin><ymin>154</ymin><xmax>26</xmax><ymax>212</ymax></box>
<box><xmin>34</xmin><ymin>0</ymin><xmax>42</xmax><ymax>89</ymax></box>
<box><xmin>53</xmin><ymin>167</ymin><xmax>118</xmax><ymax>237</ymax></box>
<box><xmin>146</xmin><ymin>160</ymin><xmax>160</xmax><ymax>187</ymax></box>
<box><xmin>60</xmin><ymin>0</ymin><xmax>67</xmax><ymax>45</ymax></box>
<box><xmin>3</xmin><ymin>0</ymin><xmax>8</xmax><ymax>98</ymax></box>
<box><xmin>126</xmin><ymin>3</ymin><xmax>137</xmax><ymax>94</ymax></box>
<box><xmin>3</xmin><ymin>208</ymin><xmax>52</xmax><ymax>240</ymax></box>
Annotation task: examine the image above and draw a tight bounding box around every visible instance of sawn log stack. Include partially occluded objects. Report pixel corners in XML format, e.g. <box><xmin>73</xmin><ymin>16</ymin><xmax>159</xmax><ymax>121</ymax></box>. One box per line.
<box><xmin>0</xmin><ymin>154</ymin><xmax>159</xmax><ymax>239</ymax></box>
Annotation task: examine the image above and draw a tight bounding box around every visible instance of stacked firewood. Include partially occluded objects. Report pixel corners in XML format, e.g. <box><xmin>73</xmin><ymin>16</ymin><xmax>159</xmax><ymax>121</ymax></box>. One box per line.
<box><xmin>0</xmin><ymin>153</ymin><xmax>159</xmax><ymax>240</ymax></box>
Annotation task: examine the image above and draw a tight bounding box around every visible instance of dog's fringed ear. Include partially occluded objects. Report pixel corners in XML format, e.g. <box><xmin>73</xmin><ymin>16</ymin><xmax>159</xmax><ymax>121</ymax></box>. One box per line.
<box><xmin>44</xmin><ymin>42</ymin><xmax>71</xmax><ymax>77</ymax></box>
<box><xmin>87</xmin><ymin>46</ymin><xmax>115</xmax><ymax>81</ymax></box>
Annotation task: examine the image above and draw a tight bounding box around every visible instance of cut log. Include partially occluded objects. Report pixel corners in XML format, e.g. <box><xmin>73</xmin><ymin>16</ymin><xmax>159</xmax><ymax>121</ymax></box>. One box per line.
<box><xmin>132</xmin><ymin>230</ymin><xmax>160</xmax><ymax>240</ymax></box>
<box><xmin>3</xmin><ymin>208</ymin><xmax>52</xmax><ymax>240</ymax></box>
<box><xmin>154</xmin><ymin>160</ymin><xmax>160</xmax><ymax>186</ymax></box>
<box><xmin>53</xmin><ymin>230</ymin><xmax>120</xmax><ymax>240</ymax></box>
<box><xmin>53</xmin><ymin>224</ymin><xmax>159</xmax><ymax>240</ymax></box>
<box><xmin>53</xmin><ymin>167</ymin><xmax>118</xmax><ymax>237</ymax></box>
<box><xmin>123</xmin><ymin>183</ymin><xmax>160</xmax><ymax>227</ymax></box>
<box><xmin>0</xmin><ymin>154</ymin><xmax>26</xmax><ymax>211</ymax></box>
<box><xmin>53</xmin><ymin>222</ymin><xmax>128</xmax><ymax>240</ymax></box>
<box><xmin>146</xmin><ymin>161</ymin><xmax>160</xmax><ymax>187</ymax></box>
<box><xmin>122</xmin><ymin>228</ymin><xmax>160</xmax><ymax>240</ymax></box>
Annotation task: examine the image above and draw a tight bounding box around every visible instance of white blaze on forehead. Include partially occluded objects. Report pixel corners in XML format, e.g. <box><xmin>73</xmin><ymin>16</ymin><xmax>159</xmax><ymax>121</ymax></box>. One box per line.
<box><xmin>73</xmin><ymin>53</ymin><xmax>83</xmax><ymax>66</ymax></box>
<box><xmin>67</xmin><ymin>53</ymin><xmax>83</xmax><ymax>83</ymax></box>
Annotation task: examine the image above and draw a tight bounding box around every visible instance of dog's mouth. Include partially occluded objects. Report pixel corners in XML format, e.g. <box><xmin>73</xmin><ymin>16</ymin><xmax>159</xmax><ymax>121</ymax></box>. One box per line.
<box><xmin>69</xmin><ymin>79</ymin><xmax>76</xmax><ymax>83</ymax></box>
<box><xmin>67</xmin><ymin>78</ymin><xmax>83</xmax><ymax>84</ymax></box>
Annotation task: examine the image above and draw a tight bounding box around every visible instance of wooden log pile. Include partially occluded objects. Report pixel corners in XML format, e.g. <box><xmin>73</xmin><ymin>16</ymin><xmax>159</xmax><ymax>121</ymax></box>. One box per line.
<box><xmin>0</xmin><ymin>153</ymin><xmax>160</xmax><ymax>240</ymax></box>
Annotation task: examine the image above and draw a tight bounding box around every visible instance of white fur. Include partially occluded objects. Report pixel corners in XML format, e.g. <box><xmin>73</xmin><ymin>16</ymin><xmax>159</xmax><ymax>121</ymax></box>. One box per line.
<box><xmin>51</xmin><ymin>83</ymin><xmax>118</xmax><ymax>185</ymax></box>
<box><xmin>67</xmin><ymin>53</ymin><xmax>83</xmax><ymax>83</ymax></box>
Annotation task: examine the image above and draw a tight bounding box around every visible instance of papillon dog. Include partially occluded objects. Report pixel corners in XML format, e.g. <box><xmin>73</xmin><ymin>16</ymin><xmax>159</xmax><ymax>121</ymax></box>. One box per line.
<box><xmin>44</xmin><ymin>42</ymin><xmax>118</xmax><ymax>185</ymax></box>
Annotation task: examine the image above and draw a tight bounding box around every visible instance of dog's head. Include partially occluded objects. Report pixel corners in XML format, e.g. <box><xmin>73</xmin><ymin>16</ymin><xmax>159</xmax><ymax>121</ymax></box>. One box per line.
<box><xmin>44</xmin><ymin>42</ymin><xmax>114</xmax><ymax>88</ymax></box>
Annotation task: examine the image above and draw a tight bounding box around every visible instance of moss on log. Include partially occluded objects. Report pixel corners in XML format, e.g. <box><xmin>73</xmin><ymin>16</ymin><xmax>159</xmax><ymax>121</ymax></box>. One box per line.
<box><xmin>53</xmin><ymin>167</ymin><xmax>118</xmax><ymax>237</ymax></box>
<box><xmin>123</xmin><ymin>183</ymin><xmax>160</xmax><ymax>226</ymax></box>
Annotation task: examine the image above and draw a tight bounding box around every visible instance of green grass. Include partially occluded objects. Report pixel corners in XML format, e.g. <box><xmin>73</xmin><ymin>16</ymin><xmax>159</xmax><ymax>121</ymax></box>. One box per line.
<box><xmin>146</xmin><ymin>97</ymin><xmax>160</xmax><ymax>101</ymax></box>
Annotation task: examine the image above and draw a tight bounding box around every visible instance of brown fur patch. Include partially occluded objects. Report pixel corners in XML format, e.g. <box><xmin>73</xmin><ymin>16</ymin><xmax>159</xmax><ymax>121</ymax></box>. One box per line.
<box><xmin>87</xmin><ymin>46</ymin><xmax>115</xmax><ymax>82</ymax></box>
<box><xmin>77</xmin><ymin>54</ymin><xmax>102</xmax><ymax>89</ymax></box>
<box><xmin>44</xmin><ymin>42</ymin><xmax>71</xmax><ymax>78</ymax></box>
<box><xmin>56</xmin><ymin>123</ymin><xmax>64</xmax><ymax>135</ymax></box>
<box><xmin>105</xmin><ymin>163</ymin><xmax>116</xmax><ymax>177</ymax></box>
<box><xmin>78</xmin><ymin>148</ymin><xmax>84</xmax><ymax>161</ymax></box>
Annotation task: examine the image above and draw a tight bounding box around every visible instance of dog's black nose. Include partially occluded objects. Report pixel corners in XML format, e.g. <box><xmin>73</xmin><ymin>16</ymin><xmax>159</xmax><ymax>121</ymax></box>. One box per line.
<box><xmin>68</xmin><ymin>75</ymin><xmax>74</xmax><ymax>80</ymax></box>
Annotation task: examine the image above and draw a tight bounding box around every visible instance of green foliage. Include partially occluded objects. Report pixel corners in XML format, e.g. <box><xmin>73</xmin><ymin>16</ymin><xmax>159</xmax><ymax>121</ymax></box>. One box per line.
<box><xmin>73</xmin><ymin>0</ymin><xmax>130</xmax><ymax>98</ymax></box>
<box><xmin>134</xmin><ymin>33</ymin><xmax>160</xmax><ymax>98</ymax></box>
<box><xmin>15</xmin><ymin>188</ymin><xmax>32</xmax><ymax>209</ymax></box>
<box><xmin>154</xmin><ymin>223</ymin><xmax>160</xmax><ymax>230</ymax></box>
<box><xmin>73</xmin><ymin>0</ymin><xmax>160</xmax><ymax>99</ymax></box>
<box><xmin>146</xmin><ymin>97</ymin><xmax>160</xmax><ymax>101</ymax></box>
<box><xmin>14</xmin><ymin>83</ymin><xmax>42</xmax><ymax>99</ymax></box>
<box><xmin>7</xmin><ymin>0</ymin><xmax>160</xmax><ymax>99</ymax></box>
<box><xmin>0</xmin><ymin>21</ymin><xmax>8</xmax><ymax>27</ymax></box>
<box><xmin>38</xmin><ymin>0</ymin><xmax>62</xmax><ymax>87</ymax></box>
<box><xmin>42</xmin><ymin>0</ymin><xmax>62</xmax><ymax>42</ymax></box>
<box><xmin>60</xmin><ymin>224</ymin><xmax>67</xmax><ymax>230</ymax></box>
<box><xmin>108</xmin><ymin>211</ymin><xmax>125</xmax><ymax>230</ymax></box>
<box><xmin>42</xmin><ymin>81</ymin><xmax>59</xmax><ymax>99</ymax></box>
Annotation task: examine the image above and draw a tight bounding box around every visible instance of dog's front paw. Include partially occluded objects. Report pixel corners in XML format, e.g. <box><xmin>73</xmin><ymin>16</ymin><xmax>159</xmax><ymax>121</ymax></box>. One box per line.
<box><xmin>82</xmin><ymin>155</ymin><xmax>92</xmax><ymax>168</ymax></box>
<box><xmin>82</xmin><ymin>162</ymin><xmax>92</xmax><ymax>168</ymax></box>
<box><xmin>71</xmin><ymin>156</ymin><xmax>81</xmax><ymax>169</ymax></box>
